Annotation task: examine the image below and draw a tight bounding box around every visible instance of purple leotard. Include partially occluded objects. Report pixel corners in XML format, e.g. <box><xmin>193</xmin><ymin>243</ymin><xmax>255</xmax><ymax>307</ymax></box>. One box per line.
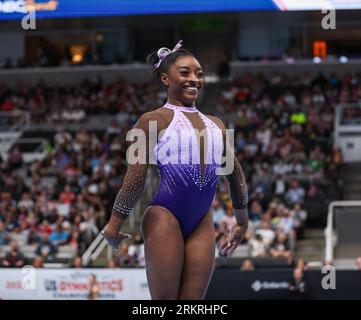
<box><xmin>149</xmin><ymin>103</ymin><xmax>224</xmax><ymax>238</ymax></box>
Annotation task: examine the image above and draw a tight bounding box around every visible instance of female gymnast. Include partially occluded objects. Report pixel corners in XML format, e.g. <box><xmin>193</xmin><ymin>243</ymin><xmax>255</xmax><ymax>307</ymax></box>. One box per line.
<box><xmin>102</xmin><ymin>41</ymin><xmax>249</xmax><ymax>300</ymax></box>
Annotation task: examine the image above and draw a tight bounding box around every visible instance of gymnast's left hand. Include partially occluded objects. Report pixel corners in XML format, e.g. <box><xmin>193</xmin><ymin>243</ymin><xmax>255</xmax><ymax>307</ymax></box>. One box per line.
<box><xmin>220</xmin><ymin>222</ymin><xmax>248</xmax><ymax>257</ymax></box>
<box><xmin>101</xmin><ymin>215</ymin><xmax>132</xmax><ymax>251</ymax></box>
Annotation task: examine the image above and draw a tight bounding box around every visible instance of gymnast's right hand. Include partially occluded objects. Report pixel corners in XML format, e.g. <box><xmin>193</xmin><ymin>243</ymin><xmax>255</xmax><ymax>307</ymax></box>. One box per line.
<box><xmin>101</xmin><ymin>222</ymin><xmax>132</xmax><ymax>250</ymax></box>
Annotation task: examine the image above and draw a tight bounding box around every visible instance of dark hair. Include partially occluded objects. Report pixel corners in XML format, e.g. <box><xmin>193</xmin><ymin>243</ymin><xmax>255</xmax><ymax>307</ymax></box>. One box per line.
<box><xmin>146</xmin><ymin>46</ymin><xmax>194</xmax><ymax>86</ymax></box>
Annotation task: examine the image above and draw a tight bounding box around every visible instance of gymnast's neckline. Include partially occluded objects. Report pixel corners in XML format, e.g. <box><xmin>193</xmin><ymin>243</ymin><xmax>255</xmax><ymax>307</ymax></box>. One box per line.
<box><xmin>164</xmin><ymin>102</ymin><xmax>198</xmax><ymax>113</ymax></box>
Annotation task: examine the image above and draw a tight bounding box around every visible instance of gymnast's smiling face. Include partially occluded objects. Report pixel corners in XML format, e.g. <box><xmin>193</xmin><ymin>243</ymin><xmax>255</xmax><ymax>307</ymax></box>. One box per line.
<box><xmin>161</xmin><ymin>55</ymin><xmax>204</xmax><ymax>106</ymax></box>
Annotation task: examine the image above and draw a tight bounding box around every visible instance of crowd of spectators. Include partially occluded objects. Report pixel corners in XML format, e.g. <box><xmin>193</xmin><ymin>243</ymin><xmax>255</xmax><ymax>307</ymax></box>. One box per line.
<box><xmin>211</xmin><ymin>71</ymin><xmax>355</xmax><ymax>266</ymax></box>
<box><xmin>1</xmin><ymin>70</ymin><xmax>356</xmax><ymax>269</ymax></box>
<box><xmin>0</xmin><ymin>76</ymin><xmax>161</xmax><ymax>268</ymax></box>
<box><xmin>0</xmin><ymin>76</ymin><xmax>164</xmax><ymax>124</ymax></box>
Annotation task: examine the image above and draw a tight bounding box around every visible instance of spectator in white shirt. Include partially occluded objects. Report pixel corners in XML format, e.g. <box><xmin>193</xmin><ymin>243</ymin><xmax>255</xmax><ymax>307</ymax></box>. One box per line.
<box><xmin>279</xmin><ymin>209</ymin><xmax>295</xmax><ymax>236</ymax></box>
<box><xmin>249</xmin><ymin>234</ymin><xmax>266</xmax><ymax>257</ymax></box>
<box><xmin>255</xmin><ymin>221</ymin><xmax>275</xmax><ymax>249</ymax></box>
<box><xmin>290</xmin><ymin>203</ymin><xmax>307</xmax><ymax>239</ymax></box>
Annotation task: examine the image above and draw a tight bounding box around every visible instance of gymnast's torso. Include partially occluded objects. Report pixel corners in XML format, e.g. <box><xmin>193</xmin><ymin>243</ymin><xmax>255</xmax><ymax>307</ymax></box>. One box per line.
<box><xmin>149</xmin><ymin>102</ymin><xmax>224</xmax><ymax>238</ymax></box>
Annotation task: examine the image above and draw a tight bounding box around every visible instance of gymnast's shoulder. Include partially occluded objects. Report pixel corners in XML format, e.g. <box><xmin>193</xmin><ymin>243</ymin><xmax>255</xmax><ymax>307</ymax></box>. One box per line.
<box><xmin>134</xmin><ymin>109</ymin><xmax>169</xmax><ymax>131</ymax></box>
<box><xmin>205</xmin><ymin>114</ymin><xmax>226</xmax><ymax>132</ymax></box>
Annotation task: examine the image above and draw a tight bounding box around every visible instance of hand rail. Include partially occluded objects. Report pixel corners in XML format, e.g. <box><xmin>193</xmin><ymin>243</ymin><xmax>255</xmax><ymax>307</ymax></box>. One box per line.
<box><xmin>325</xmin><ymin>200</ymin><xmax>361</xmax><ymax>263</ymax></box>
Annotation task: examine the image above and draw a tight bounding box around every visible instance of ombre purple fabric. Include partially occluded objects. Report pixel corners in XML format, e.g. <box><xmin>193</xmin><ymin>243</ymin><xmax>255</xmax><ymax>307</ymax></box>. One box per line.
<box><xmin>150</xmin><ymin>103</ymin><xmax>224</xmax><ymax>238</ymax></box>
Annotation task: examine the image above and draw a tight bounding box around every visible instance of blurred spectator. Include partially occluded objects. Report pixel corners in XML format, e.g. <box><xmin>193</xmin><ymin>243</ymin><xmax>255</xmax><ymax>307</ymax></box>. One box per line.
<box><xmin>118</xmin><ymin>242</ymin><xmax>135</xmax><ymax>267</ymax></box>
<box><xmin>289</xmin><ymin>268</ymin><xmax>307</xmax><ymax>299</ymax></box>
<box><xmin>277</xmin><ymin>209</ymin><xmax>296</xmax><ymax>242</ymax></box>
<box><xmin>107</xmin><ymin>259</ymin><xmax>117</xmax><ymax>268</ymax></box>
<box><xmin>307</xmin><ymin>182</ymin><xmax>324</xmax><ymax>199</ymax></box>
<box><xmin>35</xmin><ymin>234</ymin><xmax>58</xmax><ymax>262</ymax></box>
<box><xmin>254</xmin><ymin>221</ymin><xmax>275</xmax><ymax>248</ymax></box>
<box><xmin>248</xmin><ymin>200</ymin><xmax>263</xmax><ymax>223</ymax></box>
<box><xmin>25</xmin><ymin>224</ymin><xmax>42</xmax><ymax>245</ymax></box>
<box><xmin>107</xmin><ymin>120</ymin><xmax>122</xmax><ymax>138</ymax></box>
<box><xmin>241</xmin><ymin>259</ymin><xmax>255</xmax><ymax>271</ymax></box>
<box><xmin>211</xmin><ymin>198</ymin><xmax>226</xmax><ymax>228</ymax></box>
<box><xmin>128</xmin><ymin>233</ymin><xmax>145</xmax><ymax>267</ymax></box>
<box><xmin>285</xmin><ymin>179</ymin><xmax>305</xmax><ymax>205</ymax></box>
<box><xmin>219</xmin><ymin>203</ymin><xmax>237</xmax><ymax>234</ymax></box>
<box><xmin>355</xmin><ymin>257</ymin><xmax>361</xmax><ymax>271</ymax></box>
<box><xmin>332</xmin><ymin>147</ymin><xmax>343</xmax><ymax>166</ymax></box>
<box><xmin>59</xmin><ymin>185</ymin><xmax>76</xmax><ymax>204</ymax></box>
<box><xmin>1</xmin><ymin>96</ymin><xmax>15</xmax><ymax>110</ymax></box>
<box><xmin>54</xmin><ymin>126</ymin><xmax>72</xmax><ymax>149</ymax></box>
<box><xmin>295</xmin><ymin>258</ymin><xmax>309</xmax><ymax>271</ymax></box>
<box><xmin>0</xmin><ymin>221</ymin><xmax>10</xmax><ymax>245</ymax></box>
<box><xmin>62</xmin><ymin>106</ymin><xmax>86</xmax><ymax>123</ymax></box>
<box><xmin>18</xmin><ymin>192</ymin><xmax>35</xmax><ymax>211</ymax></box>
<box><xmin>249</xmin><ymin>186</ymin><xmax>268</xmax><ymax>209</ymax></box>
<box><xmin>68</xmin><ymin>229</ymin><xmax>82</xmax><ymax>251</ymax></box>
<box><xmin>7</xmin><ymin>145</ymin><xmax>23</xmax><ymax>171</ymax></box>
<box><xmin>249</xmin><ymin>234</ymin><xmax>266</xmax><ymax>257</ymax></box>
<box><xmin>2</xmin><ymin>241</ymin><xmax>25</xmax><ymax>267</ymax></box>
<box><xmin>37</xmin><ymin>220</ymin><xmax>53</xmax><ymax>238</ymax></box>
<box><xmin>32</xmin><ymin>256</ymin><xmax>44</xmax><ymax>268</ymax></box>
<box><xmin>49</xmin><ymin>224</ymin><xmax>70</xmax><ymax>246</ymax></box>
<box><xmin>72</xmin><ymin>255</ymin><xmax>83</xmax><ymax>268</ymax></box>
<box><xmin>289</xmin><ymin>204</ymin><xmax>307</xmax><ymax>239</ymax></box>
<box><xmin>270</xmin><ymin>231</ymin><xmax>292</xmax><ymax>263</ymax></box>
<box><xmin>62</xmin><ymin>220</ymin><xmax>72</xmax><ymax>235</ymax></box>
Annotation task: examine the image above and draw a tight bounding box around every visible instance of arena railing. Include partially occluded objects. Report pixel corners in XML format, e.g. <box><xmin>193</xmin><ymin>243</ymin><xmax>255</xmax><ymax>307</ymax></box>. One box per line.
<box><xmin>14</xmin><ymin>137</ymin><xmax>49</xmax><ymax>163</ymax></box>
<box><xmin>325</xmin><ymin>200</ymin><xmax>361</xmax><ymax>263</ymax></box>
<box><xmin>0</xmin><ymin>110</ymin><xmax>31</xmax><ymax>161</ymax></box>
<box><xmin>334</xmin><ymin>104</ymin><xmax>361</xmax><ymax>162</ymax></box>
<box><xmin>0</xmin><ymin>110</ymin><xmax>30</xmax><ymax>132</ymax></box>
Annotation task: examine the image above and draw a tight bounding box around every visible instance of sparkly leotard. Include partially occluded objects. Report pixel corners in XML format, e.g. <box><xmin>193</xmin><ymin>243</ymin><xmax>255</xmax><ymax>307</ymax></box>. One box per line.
<box><xmin>110</xmin><ymin>102</ymin><xmax>248</xmax><ymax>241</ymax></box>
<box><xmin>149</xmin><ymin>103</ymin><xmax>224</xmax><ymax>238</ymax></box>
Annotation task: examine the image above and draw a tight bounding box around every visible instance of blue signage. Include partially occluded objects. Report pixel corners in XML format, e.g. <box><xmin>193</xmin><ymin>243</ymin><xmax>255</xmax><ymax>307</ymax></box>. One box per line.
<box><xmin>0</xmin><ymin>0</ymin><xmax>278</xmax><ymax>20</ymax></box>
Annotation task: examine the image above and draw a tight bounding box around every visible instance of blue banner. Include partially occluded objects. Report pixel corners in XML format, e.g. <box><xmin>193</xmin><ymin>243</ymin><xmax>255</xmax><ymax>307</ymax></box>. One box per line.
<box><xmin>1</xmin><ymin>0</ymin><xmax>361</xmax><ymax>21</ymax></box>
<box><xmin>0</xmin><ymin>0</ymin><xmax>278</xmax><ymax>20</ymax></box>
